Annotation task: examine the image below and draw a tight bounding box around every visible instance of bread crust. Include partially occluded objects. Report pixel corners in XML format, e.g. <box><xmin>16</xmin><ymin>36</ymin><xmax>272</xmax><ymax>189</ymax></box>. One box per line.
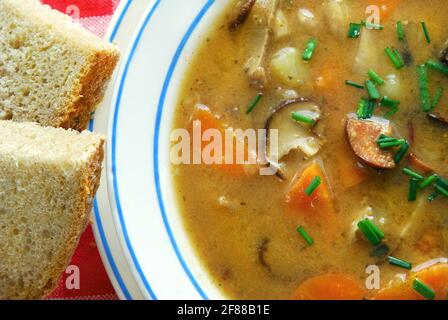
<box><xmin>0</xmin><ymin>0</ymin><xmax>120</xmax><ymax>131</ymax></box>
<box><xmin>59</xmin><ymin>50</ymin><xmax>120</xmax><ymax>130</ymax></box>
<box><xmin>38</xmin><ymin>138</ymin><xmax>105</xmax><ymax>299</ymax></box>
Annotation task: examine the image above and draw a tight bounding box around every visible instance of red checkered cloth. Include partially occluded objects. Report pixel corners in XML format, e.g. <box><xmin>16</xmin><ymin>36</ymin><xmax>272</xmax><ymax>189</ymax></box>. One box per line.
<box><xmin>41</xmin><ymin>0</ymin><xmax>121</xmax><ymax>300</ymax></box>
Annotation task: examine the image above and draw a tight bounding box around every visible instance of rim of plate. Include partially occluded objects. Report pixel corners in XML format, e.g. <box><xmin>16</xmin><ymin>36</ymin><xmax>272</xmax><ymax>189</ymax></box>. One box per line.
<box><xmin>90</xmin><ymin>0</ymin><xmax>149</xmax><ymax>300</ymax></box>
<box><xmin>100</xmin><ymin>0</ymin><xmax>230</xmax><ymax>300</ymax></box>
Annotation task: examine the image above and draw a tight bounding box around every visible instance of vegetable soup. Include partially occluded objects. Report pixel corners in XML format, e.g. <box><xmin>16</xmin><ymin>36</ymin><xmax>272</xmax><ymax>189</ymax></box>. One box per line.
<box><xmin>172</xmin><ymin>0</ymin><xmax>448</xmax><ymax>300</ymax></box>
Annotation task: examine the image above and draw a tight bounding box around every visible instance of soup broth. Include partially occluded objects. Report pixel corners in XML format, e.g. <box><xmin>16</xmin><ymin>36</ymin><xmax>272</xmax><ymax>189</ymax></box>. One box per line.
<box><xmin>172</xmin><ymin>0</ymin><xmax>448</xmax><ymax>299</ymax></box>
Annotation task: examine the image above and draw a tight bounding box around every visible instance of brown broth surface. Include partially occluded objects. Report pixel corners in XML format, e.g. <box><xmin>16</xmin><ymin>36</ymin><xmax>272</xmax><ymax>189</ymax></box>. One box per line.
<box><xmin>172</xmin><ymin>0</ymin><xmax>448</xmax><ymax>299</ymax></box>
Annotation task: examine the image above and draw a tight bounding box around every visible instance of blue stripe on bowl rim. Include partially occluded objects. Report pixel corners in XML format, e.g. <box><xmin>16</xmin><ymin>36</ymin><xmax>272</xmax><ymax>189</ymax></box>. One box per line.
<box><xmin>109</xmin><ymin>0</ymin><xmax>162</xmax><ymax>300</ymax></box>
<box><xmin>110</xmin><ymin>0</ymin><xmax>215</xmax><ymax>300</ymax></box>
<box><xmin>89</xmin><ymin>0</ymin><xmax>139</xmax><ymax>300</ymax></box>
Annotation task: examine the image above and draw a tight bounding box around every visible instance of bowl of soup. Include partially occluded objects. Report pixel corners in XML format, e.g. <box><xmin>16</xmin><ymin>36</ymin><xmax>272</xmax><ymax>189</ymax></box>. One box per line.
<box><xmin>98</xmin><ymin>0</ymin><xmax>448</xmax><ymax>299</ymax></box>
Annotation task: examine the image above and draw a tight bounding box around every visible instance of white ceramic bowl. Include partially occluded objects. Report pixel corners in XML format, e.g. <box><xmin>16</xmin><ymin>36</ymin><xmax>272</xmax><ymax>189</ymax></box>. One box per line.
<box><xmin>91</xmin><ymin>0</ymin><xmax>228</xmax><ymax>300</ymax></box>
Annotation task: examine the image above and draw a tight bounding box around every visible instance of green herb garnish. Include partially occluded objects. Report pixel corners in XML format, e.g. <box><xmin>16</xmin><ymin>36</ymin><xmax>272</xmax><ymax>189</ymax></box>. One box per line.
<box><xmin>428</xmin><ymin>192</ymin><xmax>438</xmax><ymax>202</ymax></box>
<box><xmin>379</xmin><ymin>139</ymin><xmax>406</xmax><ymax>149</ymax></box>
<box><xmin>403</xmin><ymin>168</ymin><xmax>424</xmax><ymax>180</ymax></box>
<box><xmin>396</xmin><ymin>21</ymin><xmax>405</xmax><ymax>41</ymax></box>
<box><xmin>388</xmin><ymin>256</ymin><xmax>412</xmax><ymax>270</ymax></box>
<box><xmin>304</xmin><ymin>176</ymin><xmax>322</xmax><ymax>196</ymax></box>
<box><xmin>385</xmin><ymin>47</ymin><xmax>405</xmax><ymax>69</ymax></box>
<box><xmin>408</xmin><ymin>178</ymin><xmax>419</xmax><ymax>201</ymax></box>
<box><xmin>368</xmin><ymin>69</ymin><xmax>385</xmax><ymax>85</ymax></box>
<box><xmin>419</xmin><ymin>174</ymin><xmax>438</xmax><ymax>190</ymax></box>
<box><xmin>303</xmin><ymin>38</ymin><xmax>317</xmax><ymax>61</ymax></box>
<box><xmin>431</xmin><ymin>87</ymin><xmax>444</xmax><ymax>110</ymax></box>
<box><xmin>394</xmin><ymin>142</ymin><xmax>409</xmax><ymax>164</ymax></box>
<box><xmin>291</xmin><ymin>112</ymin><xmax>316</xmax><ymax>126</ymax></box>
<box><xmin>381</xmin><ymin>96</ymin><xmax>400</xmax><ymax>108</ymax></box>
<box><xmin>362</xmin><ymin>20</ymin><xmax>384</xmax><ymax>30</ymax></box>
<box><xmin>421</xmin><ymin>22</ymin><xmax>431</xmax><ymax>43</ymax></box>
<box><xmin>348</xmin><ymin>23</ymin><xmax>362</xmax><ymax>38</ymax></box>
<box><xmin>413</xmin><ymin>278</ymin><xmax>435</xmax><ymax>300</ymax></box>
<box><xmin>426</xmin><ymin>59</ymin><xmax>448</xmax><ymax>75</ymax></box>
<box><xmin>380</xmin><ymin>97</ymin><xmax>400</xmax><ymax>118</ymax></box>
<box><xmin>296</xmin><ymin>226</ymin><xmax>314</xmax><ymax>246</ymax></box>
<box><xmin>345</xmin><ymin>80</ymin><xmax>365</xmax><ymax>89</ymax></box>
<box><xmin>357</xmin><ymin>219</ymin><xmax>384</xmax><ymax>246</ymax></box>
<box><xmin>417</xmin><ymin>65</ymin><xmax>431</xmax><ymax>112</ymax></box>
<box><xmin>366</xmin><ymin>79</ymin><xmax>381</xmax><ymax>100</ymax></box>
<box><xmin>246</xmin><ymin>93</ymin><xmax>263</xmax><ymax>114</ymax></box>
<box><xmin>435</xmin><ymin>185</ymin><xmax>448</xmax><ymax>197</ymax></box>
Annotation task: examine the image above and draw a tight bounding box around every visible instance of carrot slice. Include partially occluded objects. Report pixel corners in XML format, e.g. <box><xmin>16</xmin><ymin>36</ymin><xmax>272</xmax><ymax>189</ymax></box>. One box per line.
<box><xmin>285</xmin><ymin>162</ymin><xmax>335</xmax><ymax>219</ymax></box>
<box><xmin>334</xmin><ymin>145</ymin><xmax>367</xmax><ymax>189</ymax></box>
<box><xmin>189</xmin><ymin>104</ymin><xmax>225</xmax><ymax>134</ymax></box>
<box><xmin>368</xmin><ymin>0</ymin><xmax>400</xmax><ymax>21</ymax></box>
<box><xmin>189</xmin><ymin>105</ymin><xmax>255</xmax><ymax>176</ymax></box>
<box><xmin>292</xmin><ymin>274</ymin><xmax>367</xmax><ymax>300</ymax></box>
<box><xmin>373</xmin><ymin>263</ymin><xmax>448</xmax><ymax>300</ymax></box>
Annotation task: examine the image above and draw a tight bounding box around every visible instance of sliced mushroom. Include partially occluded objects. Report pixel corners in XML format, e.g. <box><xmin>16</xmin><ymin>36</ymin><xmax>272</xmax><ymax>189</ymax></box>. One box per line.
<box><xmin>265</xmin><ymin>99</ymin><xmax>321</xmax><ymax>165</ymax></box>
<box><xmin>439</xmin><ymin>40</ymin><xmax>448</xmax><ymax>64</ymax></box>
<box><xmin>408</xmin><ymin>153</ymin><xmax>434</xmax><ymax>173</ymax></box>
<box><xmin>242</xmin><ymin>0</ymin><xmax>279</xmax><ymax>87</ymax></box>
<box><xmin>229</xmin><ymin>0</ymin><xmax>256</xmax><ymax>31</ymax></box>
<box><xmin>428</xmin><ymin>112</ymin><xmax>448</xmax><ymax>126</ymax></box>
<box><xmin>345</xmin><ymin>114</ymin><xmax>396</xmax><ymax>169</ymax></box>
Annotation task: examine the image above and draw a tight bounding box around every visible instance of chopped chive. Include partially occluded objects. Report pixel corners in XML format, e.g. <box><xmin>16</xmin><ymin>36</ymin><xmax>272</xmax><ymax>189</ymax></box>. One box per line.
<box><xmin>388</xmin><ymin>256</ymin><xmax>412</xmax><ymax>270</ymax></box>
<box><xmin>348</xmin><ymin>22</ymin><xmax>362</xmax><ymax>38</ymax></box>
<box><xmin>428</xmin><ymin>192</ymin><xmax>438</xmax><ymax>202</ymax></box>
<box><xmin>393</xmin><ymin>48</ymin><xmax>405</xmax><ymax>68</ymax></box>
<box><xmin>377</xmin><ymin>135</ymin><xmax>396</xmax><ymax>143</ymax></box>
<box><xmin>385</xmin><ymin>47</ymin><xmax>404</xmax><ymax>69</ymax></box>
<box><xmin>403</xmin><ymin>168</ymin><xmax>424</xmax><ymax>180</ymax></box>
<box><xmin>379</xmin><ymin>139</ymin><xmax>406</xmax><ymax>149</ymax></box>
<box><xmin>419</xmin><ymin>174</ymin><xmax>438</xmax><ymax>189</ymax></box>
<box><xmin>345</xmin><ymin>80</ymin><xmax>365</xmax><ymax>89</ymax></box>
<box><xmin>302</xmin><ymin>38</ymin><xmax>317</xmax><ymax>61</ymax></box>
<box><xmin>356</xmin><ymin>97</ymin><xmax>369</xmax><ymax>119</ymax></box>
<box><xmin>304</xmin><ymin>176</ymin><xmax>321</xmax><ymax>196</ymax></box>
<box><xmin>381</xmin><ymin>96</ymin><xmax>400</xmax><ymax>108</ymax></box>
<box><xmin>396</xmin><ymin>21</ymin><xmax>405</xmax><ymax>41</ymax></box>
<box><xmin>435</xmin><ymin>177</ymin><xmax>448</xmax><ymax>190</ymax></box>
<box><xmin>421</xmin><ymin>22</ymin><xmax>431</xmax><ymax>44</ymax></box>
<box><xmin>394</xmin><ymin>142</ymin><xmax>409</xmax><ymax>164</ymax></box>
<box><xmin>366</xmin><ymin>100</ymin><xmax>376</xmax><ymax>118</ymax></box>
<box><xmin>245</xmin><ymin>93</ymin><xmax>263</xmax><ymax>114</ymax></box>
<box><xmin>413</xmin><ymin>278</ymin><xmax>435</xmax><ymax>300</ymax></box>
<box><xmin>384</xmin><ymin>106</ymin><xmax>399</xmax><ymax>118</ymax></box>
<box><xmin>408</xmin><ymin>178</ymin><xmax>419</xmax><ymax>202</ymax></box>
<box><xmin>357</xmin><ymin>219</ymin><xmax>382</xmax><ymax>246</ymax></box>
<box><xmin>365</xmin><ymin>79</ymin><xmax>381</xmax><ymax>100</ymax></box>
<box><xmin>362</xmin><ymin>20</ymin><xmax>384</xmax><ymax>30</ymax></box>
<box><xmin>296</xmin><ymin>226</ymin><xmax>314</xmax><ymax>246</ymax></box>
<box><xmin>426</xmin><ymin>59</ymin><xmax>448</xmax><ymax>75</ymax></box>
<box><xmin>431</xmin><ymin>87</ymin><xmax>444</xmax><ymax>110</ymax></box>
<box><xmin>291</xmin><ymin>112</ymin><xmax>316</xmax><ymax>126</ymax></box>
<box><xmin>368</xmin><ymin>69</ymin><xmax>385</xmax><ymax>85</ymax></box>
<box><xmin>364</xmin><ymin>219</ymin><xmax>385</xmax><ymax>240</ymax></box>
<box><xmin>417</xmin><ymin>65</ymin><xmax>431</xmax><ymax>112</ymax></box>
<box><xmin>380</xmin><ymin>96</ymin><xmax>400</xmax><ymax>118</ymax></box>
<box><xmin>435</xmin><ymin>184</ymin><xmax>448</xmax><ymax>197</ymax></box>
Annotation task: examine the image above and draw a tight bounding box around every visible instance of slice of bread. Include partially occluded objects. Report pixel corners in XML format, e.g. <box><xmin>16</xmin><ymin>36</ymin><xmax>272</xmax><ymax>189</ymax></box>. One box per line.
<box><xmin>0</xmin><ymin>0</ymin><xmax>120</xmax><ymax>130</ymax></box>
<box><xmin>0</xmin><ymin>121</ymin><xmax>105</xmax><ymax>299</ymax></box>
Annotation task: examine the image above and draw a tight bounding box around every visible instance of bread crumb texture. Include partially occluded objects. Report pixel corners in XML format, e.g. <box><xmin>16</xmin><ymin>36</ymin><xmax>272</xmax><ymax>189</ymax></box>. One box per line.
<box><xmin>0</xmin><ymin>0</ymin><xmax>120</xmax><ymax>130</ymax></box>
<box><xmin>0</xmin><ymin>121</ymin><xmax>105</xmax><ymax>299</ymax></box>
